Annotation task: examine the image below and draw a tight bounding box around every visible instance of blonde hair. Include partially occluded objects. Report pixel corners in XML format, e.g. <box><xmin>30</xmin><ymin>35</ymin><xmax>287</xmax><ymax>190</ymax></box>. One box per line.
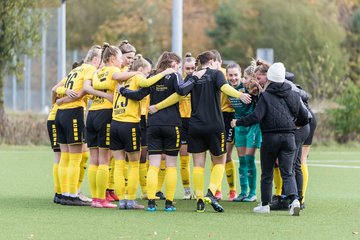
<box><xmin>84</xmin><ymin>45</ymin><xmax>101</xmax><ymax>63</ymax></box>
<box><xmin>210</xmin><ymin>49</ymin><xmax>222</xmax><ymax>63</ymax></box>
<box><xmin>130</xmin><ymin>54</ymin><xmax>151</xmax><ymax>71</ymax></box>
<box><xmin>183</xmin><ymin>52</ymin><xmax>196</xmax><ymax>65</ymax></box>
<box><xmin>226</xmin><ymin>63</ymin><xmax>241</xmax><ymax>74</ymax></box>
<box><xmin>100</xmin><ymin>42</ymin><xmax>121</xmax><ymax>65</ymax></box>
<box><xmin>244</xmin><ymin>59</ymin><xmax>257</xmax><ymax>77</ymax></box>
<box><xmin>118</xmin><ymin>40</ymin><xmax>136</xmax><ymax>54</ymax></box>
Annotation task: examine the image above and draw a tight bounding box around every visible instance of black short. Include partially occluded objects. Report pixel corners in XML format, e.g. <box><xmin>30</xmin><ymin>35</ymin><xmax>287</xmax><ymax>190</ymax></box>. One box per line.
<box><xmin>222</xmin><ymin>112</ymin><xmax>235</xmax><ymax>143</ymax></box>
<box><xmin>55</xmin><ymin>107</ymin><xmax>84</xmax><ymax>145</ymax></box>
<box><xmin>140</xmin><ymin>115</ymin><xmax>147</xmax><ymax>147</ymax></box>
<box><xmin>180</xmin><ymin>118</ymin><xmax>189</xmax><ymax>145</ymax></box>
<box><xmin>47</xmin><ymin>120</ymin><xmax>60</xmax><ymax>152</ymax></box>
<box><xmin>110</xmin><ymin>121</ymin><xmax>141</xmax><ymax>152</ymax></box>
<box><xmin>86</xmin><ymin>109</ymin><xmax>112</xmax><ymax>148</ymax></box>
<box><xmin>304</xmin><ymin>110</ymin><xmax>317</xmax><ymax>146</ymax></box>
<box><xmin>147</xmin><ymin>125</ymin><xmax>180</xmax><ymax>156</ymax></box>
<box><xmin>188</xmin><ymin>131</ymin><xmax>226</xmax><ymax>156</ymax></box>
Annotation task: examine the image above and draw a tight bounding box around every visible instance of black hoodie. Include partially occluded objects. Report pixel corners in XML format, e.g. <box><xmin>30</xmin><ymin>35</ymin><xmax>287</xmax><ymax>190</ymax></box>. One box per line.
<box><xmin>236</xmin><ymin>82</ymin><xmax>309</xmax><ymax>134</ymax></box>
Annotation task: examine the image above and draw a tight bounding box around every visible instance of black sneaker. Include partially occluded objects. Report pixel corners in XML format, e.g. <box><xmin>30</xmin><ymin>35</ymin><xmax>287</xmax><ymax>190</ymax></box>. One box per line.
<box><xmin>147</xmin><ymin>199</ymin><xmax>156</xmax><ymax>211</ymax></box>
<box><xmin>156</xmin><ymin>191</ymin><xmax>166</xmax><ymax>200</ymax></box>
<box><xmin>196</xmin><ymin>199</ymin><xmax>205</xmax><ymax>213</ymax></box>
<box><xmin>204</xmin><ymin>190</ymin><xmax>224</xmax><ymax>213</ymax></box>
<box><xmin>164</xmin><ymin>200</ymin><xmax>176</xmax><ymax>212</ymax></box>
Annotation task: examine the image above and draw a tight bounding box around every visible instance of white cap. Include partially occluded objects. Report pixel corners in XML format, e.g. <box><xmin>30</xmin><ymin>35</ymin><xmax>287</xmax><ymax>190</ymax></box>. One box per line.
<box><xmin>267</xmin><ymin>62</ymin><xmax>285</xmax><ymax>83</ymax></box>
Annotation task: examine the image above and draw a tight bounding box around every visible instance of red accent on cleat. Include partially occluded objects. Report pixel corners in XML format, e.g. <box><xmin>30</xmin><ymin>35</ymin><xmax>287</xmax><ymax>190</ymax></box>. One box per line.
<box><xmin>214</xmin><ymin>190</ymin><xmax>223</xmax><ymax>201</ymax></box>
<box><xmin>109</xmin><ymin>190</ymin><xmax>119</xmax><ymax>201</ymax></box>
<box><xmin>228</xmin><ymin>190</ymin><xmax>237</xmax><ymax>201</ymax></box>
<box><xmin>98</xmin><ymin>199</ymin><xmax>117</xmax><ymax>208</ymax></box>
<box><xmin>106</xmin><ymin>190</ymin><xmax>115</xmax><ymax>202</ymax></box>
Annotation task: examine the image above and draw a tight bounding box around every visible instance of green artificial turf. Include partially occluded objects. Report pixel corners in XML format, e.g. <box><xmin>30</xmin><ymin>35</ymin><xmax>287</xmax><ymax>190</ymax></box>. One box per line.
<box><xmin>0</xmin><ymin>146</ymin><xmax>359</xmax><ymax>240</ymax></box>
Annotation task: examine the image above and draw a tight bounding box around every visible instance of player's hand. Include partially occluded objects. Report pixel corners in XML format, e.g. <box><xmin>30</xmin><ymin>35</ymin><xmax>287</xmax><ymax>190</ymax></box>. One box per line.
<box><xmin>163</xmin><ymin>68</ymin><xmax>175</xmax><ymax>76</ymax></box>
<box><xmin>239</xmin><ymin>92</ymin><xmax>252</xmax><ymax>104</ymax></box>
<box><xmin>148</xmin><ymin>105</ymin><xmax>158</xmax><ymax>114</ymax></box>
<box><xmin>65</xmin><ymin>89</ymin><xmax>78</xmax><ymax>98</ymax></box>
<box><xmin>105</xmin><ymin>93</ymin><xmax>113</xmax><ymax>102</ymax></box>
<box><xmin>230</xmin><ymin>119</ymin><xmax>237</xmax><ymax>128</ymax></box>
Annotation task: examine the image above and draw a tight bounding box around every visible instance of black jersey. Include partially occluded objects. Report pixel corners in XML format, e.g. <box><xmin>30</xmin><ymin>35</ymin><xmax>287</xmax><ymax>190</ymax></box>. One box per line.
<box><xmin>185</xmin><ymin>68</ymin><xmax>228</xmax><ymax>134</ymax></box>
<box><xmin>147</xmin><ymin>72</ymin><xmax>183</xmax><ymax>127</ymax></box>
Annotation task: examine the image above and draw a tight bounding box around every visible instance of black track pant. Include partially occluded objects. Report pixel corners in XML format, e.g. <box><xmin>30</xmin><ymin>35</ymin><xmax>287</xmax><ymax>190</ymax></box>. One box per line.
<box><xmin>260</xmin><ymin>132</ymin><xmax>298</xmax><ymax>204</ymax></box>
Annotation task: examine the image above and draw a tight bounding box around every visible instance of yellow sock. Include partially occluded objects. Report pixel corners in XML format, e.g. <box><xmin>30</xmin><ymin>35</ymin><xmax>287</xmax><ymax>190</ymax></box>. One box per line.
<box><xmin>96</xmin><ymin>164</ymin><xmax>109</xmax><ymax>200</ymax></box>
<box><xmin>114</xmin><ymin>160</ymin><xmax>126</xmax><ymax>200</ymax></box>
<box><xmin>53</xmin><ymin>163</ymin><xmax>61</xmax><ymax>194</ymax></box>
<box><xmin>88</xmin><ymin>165</ymin><xmax>98</xmax><ymax>199</ymax></box>
<box><xmin>68</xmin><ymin>152</ymin><xmax>82</xmax><ymax>196</ymax></box>
<box><xmin>127</xmin><ymin>161</ymin><xmax>140</xmax><ymax>200</ymax></box>
<box><xmin>301</xmin><ymin>163</ymin><xmax>309</xmax><ymax>203</ymax></box>
<box><xmin>209</xmin><ymin>164</ymin><xmax>225</xmax><ymax>195</ymax></box>
<box><xmin>58</xmin><ymin>152</ymin><xmax>70</xmax><ymax>194</ymax></box>
<box><xmin>108</xmin><ymin>157</ymin><xmax>115</xmax><ymax>190</ymax></box>
<box><xmin>78</xmin><ymin>151</ymin><xmax>89</xmax><ymax>190</ymax></box>
<box><xmin>193</xmin><ymin>167</ymin><xmax>204</xmax><ymax>200</ymax></box>
<box><xmin>124</xmin><ymin>161</ymin><xmax>129</xmax><ymax>192</ymax></box>
<box><xmin>225</xmin><ymin>160</ymin><xmax>236</xmax><ymax>191</ymax></box>
<box><xmin>147</xmin><ymin>166</ymin><xmax>159</xmax><ymax>199</ymax></box>
<box><xmin>274</xmin><ymin>167</ymin><xmax>283</xmax><ymax>196</ymax></box>
<box><xmin>180</xmin><ymin>156</ymin><xmax>190</xmax><ymax>188</ymax></box>
<box><xmin>139</xmin><ymin>160</ymin><xmax>148</xmax><ymax>195</ymax></box>
<box><xmin>156</xmin><ymin>160</ymin><xmax>166</xmax><ymax>192</ymax></box>
<box><xmin>165</xmin><ymin>167</ymin><xmax>177</xmax><ymax>201</ymax></box>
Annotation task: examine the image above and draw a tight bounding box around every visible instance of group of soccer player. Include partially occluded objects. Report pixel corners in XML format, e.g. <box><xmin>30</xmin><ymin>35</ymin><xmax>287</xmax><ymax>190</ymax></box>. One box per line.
<box><xmin>47</xmin><ymin>40</ymin><xmax>316</xmax><ymax>215</ymax></box>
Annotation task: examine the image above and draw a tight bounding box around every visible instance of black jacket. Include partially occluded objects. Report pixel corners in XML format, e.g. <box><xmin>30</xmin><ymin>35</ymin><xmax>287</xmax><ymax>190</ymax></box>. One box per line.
<box><xmin>236</xmin><ymin>82</ymin><xmax>309</xmax><ymax>133</ymax></box>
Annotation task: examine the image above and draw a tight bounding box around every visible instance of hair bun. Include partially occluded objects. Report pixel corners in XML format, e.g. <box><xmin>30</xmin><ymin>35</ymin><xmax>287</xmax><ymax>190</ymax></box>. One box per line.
<box><xmin>102</xmin><ymin>42</ymin><xmax>110</xmax><ymax>48</ymax></box>
<box><xmin>185</xmin><ymin>52</ymin><xmax>192</xmax><ymax>58</ymax></box>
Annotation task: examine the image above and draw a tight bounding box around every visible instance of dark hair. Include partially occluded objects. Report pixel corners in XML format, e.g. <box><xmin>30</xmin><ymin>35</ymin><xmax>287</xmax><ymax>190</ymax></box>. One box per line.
<box><xmin>118</xmin><ymin>40</ymin><xmax>136</xmax><ymax>54</ymax></box>
<box><xmin>72</xmin><ymin>60</ymin><xmax>84</xmax><ymax>69</ymax></box>
<box><xmin>195</xmin><ymin>51</ymin><xmax>216</xmax><ymax>71</ymax></box>
<box><xmin>155</xmin><ymin>51</ymin><xmax>181</xmax><ymax>74</ymax></box>
<box><xmin>254</xmin><ymin>59</ymin><xmax>270</xmax><ymax>74</ymax></box>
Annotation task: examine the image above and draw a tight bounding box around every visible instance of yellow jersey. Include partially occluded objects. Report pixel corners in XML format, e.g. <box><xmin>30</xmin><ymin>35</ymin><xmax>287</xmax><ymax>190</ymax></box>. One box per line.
<box><xmin>112</xmin><ymin>74</ymin><xmax>144</xmax><ymax>123</ymax></box>
<box><xmin>58</xmin><ymin>63</ymin><xmax>96</xmax><ymax>110</ymax></box>
<box><xmin>89</xmin><ymin>66</ymin><xmax>119</xmax><ymax>111</ymax></box>
<box><xmin>220</xmin><ymin>67</ymin><xmax>234</xmax><ymax>112</ymax></box>
<box><xmin>47</xmin><ymin>103</ymin><xmax>59</xmax><ymax>121</ymax></box>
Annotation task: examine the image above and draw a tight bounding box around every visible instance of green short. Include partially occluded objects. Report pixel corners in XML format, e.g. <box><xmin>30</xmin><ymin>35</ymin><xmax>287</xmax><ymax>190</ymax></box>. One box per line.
<box><xmin>234</xmin><ymin>124</ymin><xmax>262</xmax><ymax>148</ymax></box>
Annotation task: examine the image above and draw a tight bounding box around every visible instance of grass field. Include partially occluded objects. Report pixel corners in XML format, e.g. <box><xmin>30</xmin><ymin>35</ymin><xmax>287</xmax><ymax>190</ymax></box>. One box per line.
<box><xmin>0</xmin><ymin>145</ymin><xmax>359</xmax><ymax>240</ymax></box>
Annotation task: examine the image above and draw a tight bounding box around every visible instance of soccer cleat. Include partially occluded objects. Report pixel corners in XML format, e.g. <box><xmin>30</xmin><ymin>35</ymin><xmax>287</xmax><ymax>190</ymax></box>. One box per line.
<box><xmin>289</xmin><ymin>199</ymin><xmax>300</xmax><ymax>216</ymax></box>
<box><xmin>243</xmin><ymin>194</ymin><xmax>257</xmax><ymax>202</ymax></box>
<box><xmin>204</xmin><ymin>191</ymin><xmax>224</xmax><ymax>213</ymax></box>
<box><xmin>300</xmin><ymin>202</ymin><xmax>306</xmax><ymax>210</ymax></box>
<box><xmin>106</xmin><ymin>190</ymin><xmax>115</xmax><ymax>202</ymax></box>
<box><xmin>253</xmin><ymin>203</ymin><xmax>270</xmax><ymax>214</ymax></box>
<box><xmin>126</xmin><ymin>200</ymin><xmax>145</xmax><ymax>210</ymax></box>
<box><xmin>67</xmin><ymin>196</ymin><xmax>89</xmax><ymax>206</ymax></box>
<box><xmin>59</xmin><ymin>195</ymin><xmax>71</xmax><ymax>205</ymax></box>
<box><xmin>228</xmin><ymin>190</ymin><xmax>237</xmax><ymax>201</ymax></box>
<box><xmin>196</xmin><ymin>199</ymin><xmax>205</xmax><ymax>213</ymax></box>
<box><xmin>78</xmin><ymin>192</ymin><xmax>92</xmax><ymax>203</ymax></box>
<box><xmin>214</xmin><ymin>190</ymin><xmax>222</xmax><ymax>201</ymax></box>
<box><xmin>155</xmin><ymin>191</ymin><xmax>166</xmax><ymax>200</ymax></box>
<box><xmin>164</xmin><ymin>200</ymin><xmax>176</xmax><ymax>212</ymax></box>
<box><xmin>98</xmin><ymin>199</ymin><xmax>117</xmax><ymax>208</ymax></box>
<box><xmin>118</xmin><ymin>199</ymin><xmax>127</xmax><ymax>210</ymax></box>
<box><xmin>147</xmin><ymin>199</ymin><xmax>157</xmax><ymax>211</ymax></box>
<box><xmin>107</xmin><ymin>190</ymin><xmax>119</xmax><ymax>201</ymax></box>
<box><xmin>53</xmin><ymin>193</ymin><xmax>61</xmax><ymax>204</ymax></box>
<box><xmin>232</xmin><ymin>193</ymin><xmax>247</xmax><ymax>202</ymax></box>
<box><xmin>91</xmin><ymin>198</ymin><xmax>101</xmax><ymax>208</ymax></box>
<box><xmin>182</xmin><ymin>190</ymin><xmax>193</xmax><ymax>200</ymax></box>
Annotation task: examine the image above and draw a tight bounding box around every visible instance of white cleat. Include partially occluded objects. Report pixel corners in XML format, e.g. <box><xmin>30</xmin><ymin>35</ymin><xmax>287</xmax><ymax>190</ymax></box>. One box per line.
<box><xmin>253</xmin><ymin>203</ymin><xmax>270</xmax><ymax>214</ymax></box>
<box><xmin>289</xmin><ymin>199</ymin><xmax>301</xmax><ymax>216</ymax></box>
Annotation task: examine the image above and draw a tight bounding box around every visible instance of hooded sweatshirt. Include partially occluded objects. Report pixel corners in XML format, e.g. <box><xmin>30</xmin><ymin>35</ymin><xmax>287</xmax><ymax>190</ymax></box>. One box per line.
<box><xmin>236</xmin><ymin>82</ymin><xmax>308</xmax><ymax>133</ymax></box>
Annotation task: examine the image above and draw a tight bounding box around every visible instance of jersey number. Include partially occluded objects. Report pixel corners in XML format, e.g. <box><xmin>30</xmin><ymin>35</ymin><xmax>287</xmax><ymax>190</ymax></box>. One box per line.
<box><xmin>115</xmin><ymin>85</ymin><xmax>129</xmax><ymax>108</ymax></box>
<box><xmin>64</xmin><ymin>72</ymin><xmax>78</xmax><ymax>89</ymax></box>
